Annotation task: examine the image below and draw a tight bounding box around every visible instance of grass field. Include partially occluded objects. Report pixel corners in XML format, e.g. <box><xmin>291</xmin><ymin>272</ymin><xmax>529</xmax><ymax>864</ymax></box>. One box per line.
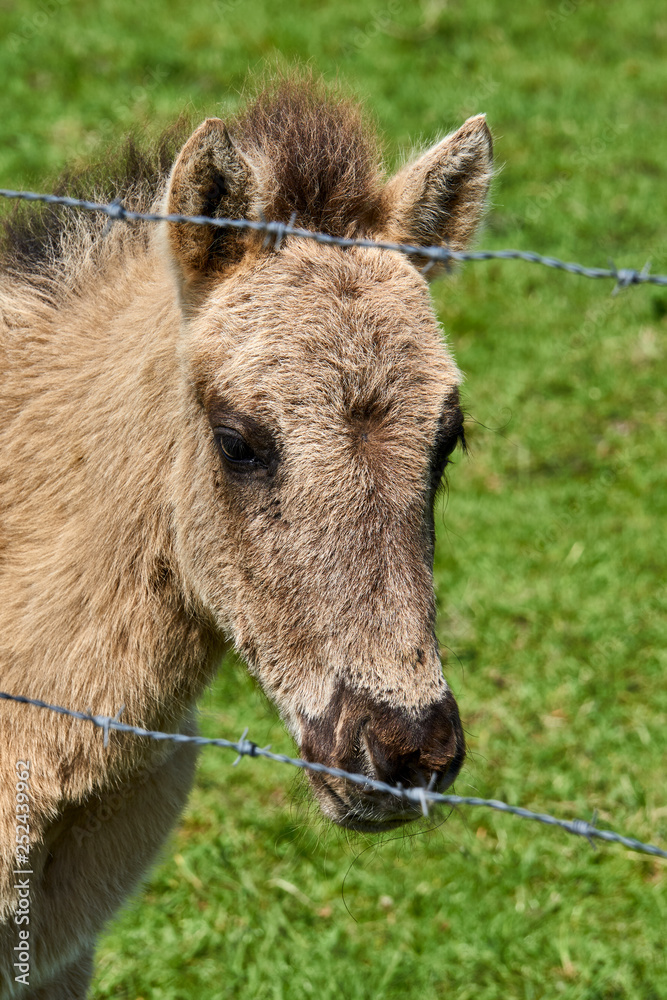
<box><xmin>2</xmin><ymin>1</ymin><xmax>666</xmax><ymax>997</ymax></box>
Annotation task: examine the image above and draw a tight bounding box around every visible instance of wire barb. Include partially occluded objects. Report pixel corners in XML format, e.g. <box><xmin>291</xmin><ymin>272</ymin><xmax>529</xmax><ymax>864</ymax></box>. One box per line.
<box><xmin>94</xmin><ymin>704</ymin><xmax>126</xmax><ymax>748</ymax></box>
<box><xmin>101</xmin><ymin>197</ymin><xmax>127</xmax><ymax>236</ymax></box>
<box><xmin>233</xmin><ymin>727</ymin><xmax>259</xmax><ymax>765</ymax></box>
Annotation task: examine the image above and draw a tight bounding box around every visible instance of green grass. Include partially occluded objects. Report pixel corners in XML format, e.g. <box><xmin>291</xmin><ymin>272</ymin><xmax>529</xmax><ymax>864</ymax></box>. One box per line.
<box><xmin>3</xmin><ymin>0</ymin><xmax>666</xmax><ymax>997</ymax></box>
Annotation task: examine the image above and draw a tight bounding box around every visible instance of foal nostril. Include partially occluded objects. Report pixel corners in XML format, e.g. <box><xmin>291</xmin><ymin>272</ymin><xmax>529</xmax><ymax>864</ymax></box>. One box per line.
<box><xmin>358</xmin><ymin>696</ymin><xmax>465</xmax><ymax>790</ymax></box>
<box><xmin>360</xmin><ymin>730</ymin><xmax>423</xmax><ymax>786</ymax></box>
<box><xmin>362</xmin><ymin>731</ymin><xmax>460</xmax><ymax>789</ymax></box>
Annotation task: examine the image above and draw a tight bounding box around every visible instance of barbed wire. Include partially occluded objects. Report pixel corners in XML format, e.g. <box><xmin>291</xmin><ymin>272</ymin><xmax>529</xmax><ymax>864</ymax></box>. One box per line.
<box><xmin>1</xmin><ymin>188</ymin><xmax>666</xmax><ymax>290</ymax></box>
<box><xmin>2</xmin><ymin>689</ymin><xmax>665</xmax><ymax>861</ymax></box>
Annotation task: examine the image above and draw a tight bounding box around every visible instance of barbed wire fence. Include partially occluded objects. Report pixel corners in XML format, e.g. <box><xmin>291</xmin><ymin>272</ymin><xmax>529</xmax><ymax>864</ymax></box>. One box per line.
<box><xmin>1</xmin><ymin>690</ymin><xmax>666</xmax><ymax>861</ymax></box>
<box><xmin>0</xmin><ymin>189</ymin><xmax>665</xmax><ymax>865</ymax></box>
<box><xmin>1</xmin><ymin>187</ymin><xmax>667</xmax><ymax>290</ymax></box>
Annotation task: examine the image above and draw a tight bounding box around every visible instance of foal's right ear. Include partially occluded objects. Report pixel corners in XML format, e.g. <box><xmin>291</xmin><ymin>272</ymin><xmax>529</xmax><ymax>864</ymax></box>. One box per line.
<box><xmin>163</xmin><ymin>118</ymin><xmax>258</xmax><ymax>301</ymax></box>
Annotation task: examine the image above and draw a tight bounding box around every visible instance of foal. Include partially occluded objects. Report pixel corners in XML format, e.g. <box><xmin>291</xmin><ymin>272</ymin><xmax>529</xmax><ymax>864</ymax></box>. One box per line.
<box><xmin>0</xmin><ymin>79</ymin><xmax>492</xmax><ymax>996</ymax></box>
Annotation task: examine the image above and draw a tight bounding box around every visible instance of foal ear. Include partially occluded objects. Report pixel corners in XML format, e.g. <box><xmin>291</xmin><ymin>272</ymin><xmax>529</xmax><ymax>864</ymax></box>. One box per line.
<box><xmin>379</xmin><ymin>114</ymin><xmax>493</xmax><ymax>277</ymax></box>
<box><xmin>163</xmin><ymin>118</ymin><xmax>257</xmax><ymax>298</ymax></box>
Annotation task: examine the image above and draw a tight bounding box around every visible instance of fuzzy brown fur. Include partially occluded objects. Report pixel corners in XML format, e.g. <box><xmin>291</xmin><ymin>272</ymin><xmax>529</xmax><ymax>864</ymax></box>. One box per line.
<box><xmin>0</xmin><ymin>76</ymin><xmax>492</xmax><ymax>996</ymax></box>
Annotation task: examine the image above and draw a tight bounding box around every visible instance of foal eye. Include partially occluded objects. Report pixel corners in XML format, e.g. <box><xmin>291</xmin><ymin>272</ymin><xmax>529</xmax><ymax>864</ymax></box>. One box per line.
<box><xmin>215</xmin><ymin>428</ymin><xmax>259</xmax><ymax>467</ymax></box>
<box><xmin>435</xmin><ymin>436</ymin><xmax>457</xmax><ymax>470</ymax></box>
<box><xmin>433</xmin><ymin>428</ymin><xmax>465</xmax><ymax>481</ymax></box>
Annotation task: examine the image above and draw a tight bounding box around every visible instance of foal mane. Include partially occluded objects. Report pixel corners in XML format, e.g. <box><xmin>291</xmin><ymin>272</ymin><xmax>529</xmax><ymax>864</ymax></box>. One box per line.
<box><xmin>0</xmin><ymin>74</ymin><xmax>384</xmax><ymax>288</ymax></box>
<box><xmin>0</xmin><ymin>122</ymin><xmax>192</xmax><ymax>284</ymax></box>
<box><xmin>235</xmin><ymin>75</ymin><xmax>383</xmax><ymax>234</ymax></box>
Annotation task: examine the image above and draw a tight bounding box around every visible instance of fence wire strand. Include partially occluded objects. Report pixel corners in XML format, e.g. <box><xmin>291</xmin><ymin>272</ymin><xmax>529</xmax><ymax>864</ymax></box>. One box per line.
<box><xmin>1</xmin><ymin>690</ymin><xmax>665</xmax><ymax>861</ymax></box>
<box><xmin>1</xmin><ymin>188</ymin><xmax>666</xmax><ymax>289</ymax></box>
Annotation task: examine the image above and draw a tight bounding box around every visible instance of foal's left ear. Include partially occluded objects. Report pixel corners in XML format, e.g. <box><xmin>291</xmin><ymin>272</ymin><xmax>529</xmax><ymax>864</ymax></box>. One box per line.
<box><xmin>163</xmin><ymin>118</ymin><xmax>258</xmax><ymax>303</ymax></box>
<box><xmin>378</xmin><ymin>114</ymin><xmax>493</xmax><ymax>277</ymax></box>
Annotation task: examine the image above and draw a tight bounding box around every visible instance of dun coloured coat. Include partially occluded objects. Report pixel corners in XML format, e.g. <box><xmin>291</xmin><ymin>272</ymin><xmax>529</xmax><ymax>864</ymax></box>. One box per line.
<box><xmin>0</xmin><ymin>78</ymin><xmax>492</xmax><ymax>997</ymax></box>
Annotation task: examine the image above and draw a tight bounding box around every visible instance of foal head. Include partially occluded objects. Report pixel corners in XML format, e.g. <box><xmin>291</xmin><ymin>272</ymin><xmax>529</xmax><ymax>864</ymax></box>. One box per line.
<box><xmin>162</xmin><ymin>83</ymin><xmax>492</xmax><ymax>830</ymax></box>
